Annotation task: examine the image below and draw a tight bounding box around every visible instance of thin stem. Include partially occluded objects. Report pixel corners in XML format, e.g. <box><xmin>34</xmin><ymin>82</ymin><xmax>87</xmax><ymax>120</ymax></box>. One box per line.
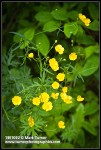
<box><xmin>2</xmin><ymin>105</ymin><xmax>10</xmax><ymax>121</ymax></box>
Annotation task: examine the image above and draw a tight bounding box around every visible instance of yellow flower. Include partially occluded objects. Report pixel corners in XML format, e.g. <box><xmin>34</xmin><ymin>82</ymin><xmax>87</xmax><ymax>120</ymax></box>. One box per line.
<box><xmin>32</xmin><ymin>97</ymin><xmax>40</xmax><ymax>106</ymax></box>
<box><xmin>64</xmin><ymin>95</ymin><xmax>72</xmax><ymax>104</ymax></box>
<box><xmin>60</xmin><ymin>93</ymin><xmax>72</xmax><ymax>104</ymax></box>
<box><xmin>28</xmin><ymin>116</ymin><xmax>34</xmax><ymax>127</ymax></box>
<box><xmin>60</xmin><ymin>92</ymin><xmax>67</xmax><ymax>101</ymax></box>
<box><xmin>84</xmin><ymin>18</ymin><xmax>91</xmax><ymax>26</ymax></box>
<box><xmin>49</xmin><ymin>58</ymin><xmax>59</xmax><ymax>71</ymax></box>
<box><xmin>69</xmin><ymin>52</ymin><xmax>77</xmax><ymax>61</ymax></box>
<box><xmin>58</xmin><ymin>121</ymin><xmax>65</xmax><ymax>129</ymax></box>
<box><xmin>42</xmin><ymin>101</ymin><xmax>53</xmax><ymax>111</ymax></box>
<box><xmin>28</xmin><ymin>53</ymin><xmax>34</xmax><ymax>58</ymax></box>
<box><xmin>77</xmin><ymin>95</ymin><xmax>84</xmax><ymax>102</ymax></box>
<box><xmin>12</xmin><ymin>96</ymin><xmax>22</xmax><ymax>106</ymax></box>
<box><xmin>52</xmin><ymin>81</ymin><xmax>59</xmax><ymax>89</ymax></box>
<box><xmin>51</xmin><ymin>93</ymin><xmax>59</xmax><ymax>100</ymax></box>
<box><xmin>39</xmin><ymin>92</ymin><xmax>49</xmax><ymax>103</ymax></box>
<box><xmin>56</xmin><ymin>73</ymin><xmax>65</xmax><ymax>82</ymax></box>
<box><xmin>78</xmin><ymin>13</ymin><xmax>91</xmax><ymax>26</ymax></box>
<box><xmin>55</xmin><ymin>44</ymin><xmax>64</xmax><ymax>54</ymax></box>
<box><xmin>79</xmin><ymin>13</ymin><xmax>86</xmax><ymax>22</ymax></box>
<box><xmin>62</xmin><ymin>86</ymin><xmax>68</xmax><ymax>93</ymax></box>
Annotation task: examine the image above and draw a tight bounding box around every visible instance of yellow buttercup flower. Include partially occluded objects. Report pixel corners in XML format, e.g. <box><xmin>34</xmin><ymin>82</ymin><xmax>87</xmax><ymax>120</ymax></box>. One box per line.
<box><xmin>58</xmin><ymin>121</ymin><xmax>65</xmax><ymax>129</ymax></box>
<box><xmin>12</xmin><ymin>96</ymin><xmax>22</xmax><ymax>106</ymax></box>
<box><xmin>39</xmin><ymin>92</ymin><xmax>49</xmax><ymax>103</ymax></box>
<box><xmin>49</xmin><ymin>58</ymin><xmax>59</xmax><ymax>71</ymax></box>
<box><xmin>77</xmin><ymin>95</ymin><xmax>84</xmax><ymax>102</ymax></box>
<box><xmin>32</xmin><ymin>97</ymin><xmax>40</xmax><ymax>106</ymax></box>
<box><xmin>55</xmin><ymin>44</ymin><xmax>64</xmax><ymax>54</ymax></box>
<box><xmin>51</xmin><ymin>93</ymin><xmax>59</xmax><ymax>100</ymax></box>
<box><xmin>60</xmin><ymin>92</ymin><xmax>67</xmax><ymax>101</ymax></box>
<box><xmin>69</xmin><ymin>52</ymin><xmax>77</xmax><ymax>61</ymax></box>
<box><xmin>62</xmin><ymin>86</ymin><xmax>68</xmax><ymax>93</ymax></box>
<box><xmin>84</xmin><ymin>18</ymin><xmax>91</xmax><ymax>26</ymax></box>
<box><xmin>60</xmin><ymin>93</ymin><xmax>72</xmax><ymax>104</ymax></box>
<box><xmin>56</xmin><ymin>73</ymin><xmax>65</xmax><ymax>82</ymax></box>
<box><xmin>78</xmin><ymin>13</ymin><xmax>91</xmax><ymax>26</ymax></box>
<box><xmin>79</xmin><ymin>13</ymin><xmax>86</xmax><ymax>22</ymax></box>
<box><xmin>42</xmin><ymin>101</ymin><xmax>53</xmax><ymax>111</ymax></box>
<box><xmin>28</xmin><ymin>116</ymin><xmax>34</xmax><ymax>127</ymax></box>
<box><xmin>52</xmin><ymin>81</ymin><xmax>59</xmax><ymax>89</ymax></box>
<box><xmin>64</xmin><ymin>95</ymin><xmax>72</xmax><ymax>104</ymax></box>
<box><xmin>28</xmin><ymin>53</ymin><xmax>34</xmax><ymax>58</ymax></box>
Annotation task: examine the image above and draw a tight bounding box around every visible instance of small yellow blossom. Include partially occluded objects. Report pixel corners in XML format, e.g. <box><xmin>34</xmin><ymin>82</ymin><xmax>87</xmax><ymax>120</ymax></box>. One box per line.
<box><xmin>60</xmin><ymin>93</ymin><xmax>72</xmax><ymax>104</ymax></box>
<box><xmin>51</xmin><ymin>93</ymin><xmax>59</xmax><ymax>100</ymax></box>
<box><xmin>69</xmin><ymin>52</ymin><xmax>77</xmax><ymax>61</ymax></box>
<box><xmin>39</xmin><ymin>92</ymin><xmax>49</xmax><ymax>103</ymax></box>
<box><xmin>28</xmin><ymin>53</ymin><xmax>34</xmax><ymax>58</ymax></box>
<box><xmin>79</xmin><ymin>13</ymin><xmax>91</xmax><ymax>26</ymax></box>
<box><xmin>58</xmin><ymin>121</ymin><xmax>65</xmax><ymax>129</ymax></box>
<box><xmin>42</xmin><ymin>101</ymin><xmax>53</xmax><ymax>111</ymax></box>
<box><xmin>77</xmin><ymin>95</ymin><xmax>84</xmax><ymax>102</ymax></box>
<box><xmin>49</xmin><ymin>58</ymin><xmax>59</xmax><ymax>71</ymax></box>
<box><xmin>55</xmin><ymin>44</ymin><xmax>64</xmax><ymax>54</ymax></box>
<box><xmin>60</xmin><ymin>92</ymin><xmax>67</xmax><ymax>101</ymax></box>
<box><xmin>79</xmin><ymin>13</ymin><xmax>86</xmax><ymax>22</ymax></box>
<box><xmin>32</xmin><ymin>97</ymin><xmax>40</xmax><ymax>106</ymax></box>
<box><xmin>12</xmin><ymin>96</ymin><xmax>22</xmax><ymax>106</ymax></box>
<box><xmin>28</xmin><ymin>116</ymin><xmax>34</xmax><ymax>127</ymax></box>
<box><xmin>52</xmin><ymin>81</ymin><xmax>59</xmax><ymax>89</ymax></box>
<box><xmin>84</xmin><ymin>18</ymin><xmax>91</xmax><ymax>26</ymax></box>
<box><xmin>62</xmin><ymin>86</ymin><xmax>68</xmax><ymax>93</ymax></box>
<box><xmin>64</xmin><ymin>95</ymin><xmax>72</xmax><ymax>104</ymax></box>
<box><xmin>56</xmin><ymin>73</ymin><xmax>65</xmax><ymax>82</ymax></box>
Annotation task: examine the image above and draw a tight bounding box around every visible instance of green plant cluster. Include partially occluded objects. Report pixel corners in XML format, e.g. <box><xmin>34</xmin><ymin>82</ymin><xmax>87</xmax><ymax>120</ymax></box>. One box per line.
<box><xmin>2</xmin><ymin>2</ymin><xmax>99</xmax><ymax>148</ymax></box>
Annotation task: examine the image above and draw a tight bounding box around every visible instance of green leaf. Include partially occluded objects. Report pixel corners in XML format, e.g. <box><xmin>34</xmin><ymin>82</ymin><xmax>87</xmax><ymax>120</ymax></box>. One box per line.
<box><xmin>76</xmin><ymin>34</ymin><xmax>96</xmax><ymax>45</ymax></box>
<box><xmin>51</xmin><ymin>8</ymin><xmax>67</xmax><ymax>21</ymax></box>
<box><xmin>35</xmin><ymin>33</ymin><xmax>50</xmax><ymax>56</ymax></box>
<box><xmin>84</xmin><ymin>101</ymin><xmax>99</xmax><ymax>116</ymax></box>
<box><xmin>9</xmin><ymin>68</ymin><xmax>20</xmax><ymax>79</ymax></box>
<box><xmin>45</xmin><ymin>117</ymin><xmax>58</xmax><ymax>138</ymax></box>
<box><xmin>67</xmin><ymin>10</ymin><xmax>78</xmax><ymax>21</ymax></box>
<box><xmin>20</xmin><ymin>41</ymin><xmax>29</xmax><ymax>49</ymax></box>
<box><xmin>13</xmin><ymin>29</ymin><xmax>27</xmax><ymax>42</ymax></box>
<box><xmin>77</xmin><ymin>129</ymin><xmax>85</xmax><ymax>147</ymax></box>
<box><xmin>35</xmin><ymin>11</ymin><xmax>52</xmax><ymax>23</ymax></box>
<box><xmin>76</xmin><ymin>25</ymin><xmax>84</xmax><ymax>37</ymax></box>
<box><xmin>80</xmin><ymin>55</ymin><xmax>99</xmax><ymax>76</ymax></box>
<box><xmin>82</xmin><ymin>121</ymin><xmax>97</xmax><ymax>136</ymax></box>
<box><xmin>10</xmin><ymin>32</ymin><xmax>25</xmax><ymax>39</ymax></box>
<box><xmin>72</xmin><ymin>103</ymin><xmax>84</xmax><ymax>131</ymax></box>
<box><xmin>64</xmin><ymin>22</ymin><xmax>78</xmax><ymax>38</ymax></box>
<box><xmin>24</xmin><ymin>28</ymin><xmax>35</xmax><ymax>40</ymax></box>
<box><xmin>89</xmin><ymin>114</ymin><xmax>99</xmax><ymax>127</ymax></box>
<box><xmin>13</xmin><ymin>28</ymin><xmax>35</xmax><ymax>45</ymax></box>
<box><xmin>88</xmin><ymin>3</ymin><xmax>99</xmax><ymax>20</ymax></box>
<box><xmin>85</xmin><ymin>45</ymin><xmax>99</xmax><ymax>59</ymax></box>
<box><xmin>61</xmin><ymin>124</ymin><xmax>78</xmax><ymax>142</ymax></box>
<box><xmin>43</xmin><ymin>20</ymin><xmax>61</xmax><ymax>32</ymax></box>
<box><xmin>87</xmin><ymin>20</ymin><xmax>99</xmax><ymax>31</ymax></box>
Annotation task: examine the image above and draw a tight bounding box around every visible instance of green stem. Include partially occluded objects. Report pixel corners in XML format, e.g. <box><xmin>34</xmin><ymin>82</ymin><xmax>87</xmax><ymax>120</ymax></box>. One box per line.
<box><xmin>38</xmin><ymin>51</ymin><xmax>43</xmax><ymax>78</ymax></box>
<box><xmin>2</xmin><ymin>105</ymin><xmax>10</xmax><ymax>121</ymax></box>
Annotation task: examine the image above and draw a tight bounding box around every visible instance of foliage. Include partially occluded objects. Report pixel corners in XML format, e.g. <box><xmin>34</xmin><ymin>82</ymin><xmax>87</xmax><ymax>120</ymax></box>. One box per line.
<box><xmin>2</xmin><ymin>2</ymin><xmax>99</xmax><ymax>149</ymax></box>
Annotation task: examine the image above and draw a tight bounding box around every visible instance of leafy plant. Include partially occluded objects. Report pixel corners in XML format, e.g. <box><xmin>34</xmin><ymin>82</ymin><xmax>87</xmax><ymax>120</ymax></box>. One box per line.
<box><xmin>2</xmin><ymin>2</ymin><xmax>99</xmax><ymax>149</ymax></box>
